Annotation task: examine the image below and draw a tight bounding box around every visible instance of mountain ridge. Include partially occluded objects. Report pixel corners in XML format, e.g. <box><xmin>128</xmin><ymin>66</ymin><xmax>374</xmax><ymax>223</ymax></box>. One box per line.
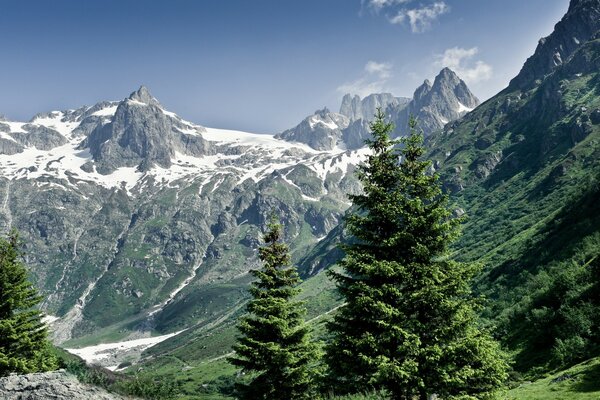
<box><xmin>277</xmin><ymin>67</ymin><xmax>479</xmax><ymax>151</ymax></box>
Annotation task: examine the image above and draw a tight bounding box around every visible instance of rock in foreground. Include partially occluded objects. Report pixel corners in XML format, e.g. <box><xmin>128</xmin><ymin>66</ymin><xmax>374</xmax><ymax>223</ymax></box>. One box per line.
<box><xmin>0</xmin><ymin>370</ymin><xmax>131</xmax><ymax>400</ymax></box>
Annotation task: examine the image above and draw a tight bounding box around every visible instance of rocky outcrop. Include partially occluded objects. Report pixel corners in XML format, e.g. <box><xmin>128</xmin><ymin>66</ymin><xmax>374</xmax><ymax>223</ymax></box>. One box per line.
<box><xmin>391</xmin><ymin>68</ymin><xmax>480</xmax><ymax>135</ymax></box>
<box><xmin>509</xmin><ymin>0</ymin><xmax>600</xmax><ymax>90</ymax></box>
<box><xmin>11</xmin><ymin>124</ymin><xmax>68</xmax><ymax>150</ymax></box>
<box><xmin>339</xmin><ymin>93</ymin><xmax>409</xmax><ymax>122</ymax></box>
<box><xmin>0</xmin><ymin>370</ymin><xmax>132</xmax><ymax>400</ymax></box>
<box><xmin>275</xmin><ymin>107</ymin><xmax>350</xmax><ymax>150</ymax></box>
<box><xmin>84</xmin><ymin>86</ymin><xmax>210</xmax><ymax>173</ymax></box>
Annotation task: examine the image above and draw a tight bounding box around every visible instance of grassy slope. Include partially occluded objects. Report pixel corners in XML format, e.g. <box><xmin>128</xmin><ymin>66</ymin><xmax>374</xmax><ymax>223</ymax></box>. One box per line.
<box><xmin>131</xmin><ymin>270</ymin><xmax>340</xmax><ymax>399</ymax></box>
<box><xmin>424</xmin><ymin>37</ymin><xmax>600</xmax><ymax>373</ymax></box>
<box><xmin>507</xmin><ymin>357</ymin><xmax>600</xmax><ymax>400</ymax></box>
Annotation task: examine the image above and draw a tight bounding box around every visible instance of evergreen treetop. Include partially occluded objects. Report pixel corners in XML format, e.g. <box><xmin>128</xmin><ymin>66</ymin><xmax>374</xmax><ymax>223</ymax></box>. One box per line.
<box><xmin>229</xmin><ymin>218</ymin><xmax>316</xmax><ymax>400</ymax></box>
<box><xmin>0</xmin><ymin>229</ymin><xmax>57</xmax><ymax>376</ymax></box>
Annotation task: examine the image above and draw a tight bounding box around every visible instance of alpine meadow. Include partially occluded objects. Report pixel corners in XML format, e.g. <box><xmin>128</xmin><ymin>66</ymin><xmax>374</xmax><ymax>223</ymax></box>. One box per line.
<box><xmin>0</xmin><ymin>0</ymin><xmax>599</xmax><ymax>399</ymax></box>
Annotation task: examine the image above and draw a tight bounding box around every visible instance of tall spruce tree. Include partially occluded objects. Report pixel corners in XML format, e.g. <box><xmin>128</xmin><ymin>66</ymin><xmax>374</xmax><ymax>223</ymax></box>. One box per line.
<box><xmin>0</xmin><ymin>229</ymin><xmax>57</xmax><ymax>376</ymax></box>
<box><xmin>229</xmin><ymin>218</ymin><xmax>316</xmax><ymax>400</ymax></box>
<box><xmin>325</xmin><ymin>110</ymin><xmax>508</xmax><ymax>399</ymax></box>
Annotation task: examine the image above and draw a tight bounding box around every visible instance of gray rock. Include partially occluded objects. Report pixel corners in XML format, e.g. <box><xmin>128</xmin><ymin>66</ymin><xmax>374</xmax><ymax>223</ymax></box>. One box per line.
<box><xmin>342</xmin><ymin>118</ymin><xmax>372</xmax><ymax>150</ymax></box>
<box><xmin>339</xmin><ymin>93</ymin><xmax>409</xmax><ymax>122</ymax></box>
<box><xmin>0</xmin><ymin>138</ymin><xmax>24</xmax><ymax>155</ymax></box>
<box><xmin>509</xmin><ymin>0</ymin><xmax>600</xmax><ymax>89</ymax></box>
<box><xmin>276</xmin><ymin>107</ymin><xmax>350</xmax><ymax>150</ymax></box>
<box><xmin>82</xmin><ymin>86</ymin><xmax>210</xmax><ymax>173</ymax></box>
<box><xmin>12</xmin><ymin>124</ymin><xmax>68</xmax><ymax>150</ymax></box>
<box><xmin>0</xmin><ymin>370</ymin><xmax>132</xmax><ymax>400</ymax></box>
<box><xmin>390</xmin><ymin>68</ymin><xmax>480</xmax><ymax>137</ymax></box>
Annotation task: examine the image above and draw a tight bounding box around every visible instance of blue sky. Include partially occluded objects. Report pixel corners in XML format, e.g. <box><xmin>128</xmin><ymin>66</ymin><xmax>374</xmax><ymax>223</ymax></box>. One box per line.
<box><xmin>0</xmin><ymin>0</ymin><xmax>569</xmax><ymax>133</ymax></box>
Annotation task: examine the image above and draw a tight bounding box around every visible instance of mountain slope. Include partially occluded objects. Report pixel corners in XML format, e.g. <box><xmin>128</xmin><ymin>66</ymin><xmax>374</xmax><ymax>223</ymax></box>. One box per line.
<box><xmin>0</xmin><ymin>87</ymin><xmax>369</xmax><ymax>345</ymax></box>
<box><xmin>424</xmin><ymin>0</ymin><xmax>600</xmax><ymax>372</ymax></box>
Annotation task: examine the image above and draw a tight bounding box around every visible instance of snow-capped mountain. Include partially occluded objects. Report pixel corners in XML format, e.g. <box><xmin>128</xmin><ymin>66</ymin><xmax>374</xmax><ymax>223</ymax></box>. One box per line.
<box><xmin>0</xmin><ymin>87</ymin><xmax>367</xmax><ymax>197</ymax></box>
<box><xmin>0</xmin><ymin>86</ymin><xmax>369</xmax><ymax>345</ymax></box>
<box><xmin>0</xmin><ymin>73</ymin><xmax>479</xmax><ymax>356</ymax></box>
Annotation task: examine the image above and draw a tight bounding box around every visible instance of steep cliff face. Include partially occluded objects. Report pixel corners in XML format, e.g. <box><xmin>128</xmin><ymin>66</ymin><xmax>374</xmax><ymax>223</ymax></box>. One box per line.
<box><xmin>391</xmin><ymin>67</ymin><xmax>480</xmax><ymax>135</ymax></box>
<box><xmin>339</xmin><ymin>93</ymin><xmax>410</xmax><ymax>122</ymax></box>
<box><xmin>509</xmin><ymin>0</ymin><xmax>600</xmax><ymax>90</ymax></box>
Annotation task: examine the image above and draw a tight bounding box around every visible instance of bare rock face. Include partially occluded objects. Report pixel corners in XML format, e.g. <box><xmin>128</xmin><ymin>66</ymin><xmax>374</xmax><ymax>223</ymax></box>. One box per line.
<box><xmin>339</xmin><ymin>93</ymin><xmax>410</xmax><ymax>122</ymax></box>
<box><xmin>509</xmin><ymin>0</ymin><xmax>600</xmax><ymax>90</ymax></box>
<box><xmin>276</xmin><ymin>107</ymin><xmax>350</xmax><ymax>150</ymax></box>
<box><xmin>84</xmin><ymin>86</ymin><xmax>210</xmax><ymax>173</ymax></box>
<box><xmin>391</xmin><ymin>67</ymin><xmax>480</xmax><ymax>136</ymax></box>
<box><xmin>0</xmin><ymin>370</ymin><xmax>132</xmax><ymax>400</ymax></box>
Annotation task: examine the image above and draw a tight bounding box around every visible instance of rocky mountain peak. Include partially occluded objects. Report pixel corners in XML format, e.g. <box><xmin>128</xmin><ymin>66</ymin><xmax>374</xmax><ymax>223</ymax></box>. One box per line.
<box><xmin>128</xmin><ymin>85</ymin><xmax>160</xmax><ymax>107</ymax></box>
<box><xmin>412</xmin><ymin>68</ymin><xmax>479</xmax><ymax>112</ymax></box>
<box><xmin>386</xmin><ymin>68</ymin><xmax>479</xmax><ymax>136</ymax></box>
<box><xmin>509</xmin><ymin>0</ymin><xmax>600</xmax><ymax>90</ymax></box>
<box><xmin>276</xmin><ymin>108</ymin><xmax>350</xmax><ymax>150</ymax></box>
<box><xmin>281</xmin><ymin>69</ymin><xmax>478</xmax><ymax>151</ymax></box>
<box><xmin>413</xmin><ymin>79</ymin><xmax>433</xmax><ymax>103</ymax></box>
<box><xmin>436</xmin><ymin>67</ymin><xmax>460</xmax><ymax>83</ymax></box>
<box><xmin>339</xmin><ymin>93</ymin><xmax>409</xmax><ymax>122</ymax></box>
<box><xmin>315</xmin><ymin>107</ymin><xmax>331</xmax><ymax>117</ymax></box>
<box><xmin>83</xmin><ymin>87</ymin><xmax>209</xmax><ymax>173</ymax></box>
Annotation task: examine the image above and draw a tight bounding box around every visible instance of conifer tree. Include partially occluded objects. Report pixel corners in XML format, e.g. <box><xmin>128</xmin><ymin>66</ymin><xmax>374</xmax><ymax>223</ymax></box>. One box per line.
<box><xmin>325</xmin><ymin>110</ymin><xmax>508</xmax><ymax>399</ymax></box>
<box><xmin>0</xmin><ymin>229</ymin><xmax>57</xmax><ymax>376</ymax></box>
<box><xmin>229</xmin><ymin>218</ymin><xmax>316</xmax><ymax>400</ymax></box>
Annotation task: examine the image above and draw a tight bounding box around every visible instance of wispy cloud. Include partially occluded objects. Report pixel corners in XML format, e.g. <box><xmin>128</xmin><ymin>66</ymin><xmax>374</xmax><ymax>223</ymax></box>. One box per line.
<box><xmin>389</xmin><ymin>2</ymin><xmax>450</xmax><ymax>32</ymax></box>
<box><xmin>365</xmin><ymin>0</ymin><xmax>411</xmax><ymax>12</ymax></box>
<box><xmin>337</xmin><ymin>61</ymin><xmax>393</xmax><ymax>97</ymax></box>
<box><xmin>434</xmin><ymin>47</ymin><xmax>493</xmax><ymax>84</ymax></box>
<box><xmin>364</xmin><ymin>0</ymin><xmax>450</xmax><ymax>33</ymax></box>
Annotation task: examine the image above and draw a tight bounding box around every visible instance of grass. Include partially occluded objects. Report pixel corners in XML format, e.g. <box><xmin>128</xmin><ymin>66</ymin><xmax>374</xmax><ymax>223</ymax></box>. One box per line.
<box><xmin>508</xmin><ymin>357</ymin><xmax>600</xmax><ymax>399</ymax></box>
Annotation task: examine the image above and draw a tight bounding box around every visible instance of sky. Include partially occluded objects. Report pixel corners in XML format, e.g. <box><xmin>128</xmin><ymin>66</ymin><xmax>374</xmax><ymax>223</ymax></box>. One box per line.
<box><xmin>0</xmin><ymin>0</ymin><xmax>570</xmax><ymax>133</ymax></box>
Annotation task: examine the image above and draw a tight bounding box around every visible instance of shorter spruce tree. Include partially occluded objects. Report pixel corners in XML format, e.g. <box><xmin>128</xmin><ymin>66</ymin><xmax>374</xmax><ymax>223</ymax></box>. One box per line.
<box><xmin>0</xmin><ymin>229</ymin><xmax>57</xmax><ymax>376</ymax></box>
<box><xmin>229</xmin><ymin>218</ymin><xmax>316</xmax><ymax>400</ymax></box>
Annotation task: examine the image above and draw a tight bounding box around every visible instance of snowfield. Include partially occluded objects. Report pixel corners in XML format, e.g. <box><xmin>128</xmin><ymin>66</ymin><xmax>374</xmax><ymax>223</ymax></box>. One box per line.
<box><xmin>0</xmin><ymin>103</ymin><xmax>369</xmax><ymax>197</ymax></box>
<box><xmin>65</xmin><ymin>330</ymin><xmax>184</xmax><ymax>365</ymax></box>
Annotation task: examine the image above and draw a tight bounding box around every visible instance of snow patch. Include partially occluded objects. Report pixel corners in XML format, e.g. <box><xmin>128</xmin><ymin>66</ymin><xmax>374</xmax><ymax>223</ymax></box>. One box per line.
<box><xmin>31</xmin><ymin>112</ymin><xmax>79</xmax><ymax>137</ymax></box>
<box><xmin>309</xmin><ymin>116</ymin><xmax>338</xmax><ymax>130</ymax></box>
<box><xmin>457</xmin><ymin>102</ymin><xmax>474</xmax><ymax>113</ymax></box>
<box><xmin>92</xmin><ymin>105</ymin><xmax>118</xmax><ymax>117</ymax></box>
<box><xmin>65</xmin><ymin>330</ymin><xmax>184</xmax><ymax>363</ymax></box>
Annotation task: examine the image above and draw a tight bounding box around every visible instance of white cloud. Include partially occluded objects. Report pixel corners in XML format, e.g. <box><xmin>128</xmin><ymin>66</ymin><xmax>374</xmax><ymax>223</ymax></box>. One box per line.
<box><xmin>434</xmin><ymin>47</ymin><xmax>493</xmax><ymax>84</ymax></box>
<box><xmin>337</xmin><ymin>61</ymin><xmax>393</xmax><ymax>97</ymax></box>
<box><xmin>389</xmin><ymin>1</ymin><xmax>450</xmax><ymax>33</ymax></box>
<box><xmin>364</xmin><ymin>61</ymin><xmax>392</xmax><ymax>78</ymax></box>
<box><xmin>366</xmin><ymin>0</ymin><xmax>411</xmax><ymax>12</ymax></box>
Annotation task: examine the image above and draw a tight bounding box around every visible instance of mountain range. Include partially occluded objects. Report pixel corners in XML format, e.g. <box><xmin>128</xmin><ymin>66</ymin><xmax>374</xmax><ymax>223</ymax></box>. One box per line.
<box><xmin>2</xmin><ymin>0</ymin><xmax>600</xmax><ymax>397</ymax></box>
<box><xmin>277</xmin><ymin>67</ymin><xmax>478</xmax><ymax>150</ymax></box>
<box><xmin>0</xmin><ymin>65</ymin><xmax>475</xmax><ymax>349</ymax></box>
